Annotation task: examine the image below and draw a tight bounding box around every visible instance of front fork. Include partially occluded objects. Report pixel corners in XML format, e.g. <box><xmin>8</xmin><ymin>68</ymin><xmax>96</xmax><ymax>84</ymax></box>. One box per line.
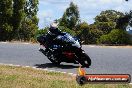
<box><xmin>74</xmin><ymin>48</ymin><xmax>85</xmax><ymax>62</ymax></box>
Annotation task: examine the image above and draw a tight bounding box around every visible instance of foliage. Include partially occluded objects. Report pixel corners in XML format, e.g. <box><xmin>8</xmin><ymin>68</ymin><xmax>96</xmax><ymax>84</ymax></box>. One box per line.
<box><xmin>19</xmin><ymin>19</ymin><xmax>38</xmax><ymax>41</ymax></box>
<box><xmin>59</xmin><ymin>26</ymin><xmax>76</xmax><ymax>36</ymax></box>
<box><xmin>97</xmin><ymin>34</ymin><xmax>111</xmax><ymax>44</ymax></box>
<box><xmin>95</xmin><ymin>22</ymin><xmax>116</xmax><ymax>34</ymax></box>
<box><xmin>89</xmin><ymin>28</ymin><xmax>104</xmax><ymax>44</ymax></box>
<box><xmin>116</xmin><ymin>10</ymin><xmax>132</xmax><ymax>30</ymax></box>
<box><xmin>36</xmin><ymin>27</ymin><xmax>48</xmax><ymax>36</ymax></box>
<box><xmin>75</xmin><ymin>22</ymin><xmax>89</xmax><ymax>44</ymax></box>
<box><xmin>109</xmin><ymin>29</ymin><xmax>131</xmax><ymax>44</ymax></box>
<box><xmin>19</xmin><ymin>0</ymin><xmax>39</xmax><ymax>41</ymax></box>
<box><xmin>129</xmin><ymin>10</ymin><xmax>132</xmax><ymax>27</ymax></box>
<box><xmin>12</xmin><ymin>0</ymin><xmax>26</xmax><ymax>40</ymax></box>
<box><xmin>98</xmin><ymin>29</ymin><xmax>131</xmax><ymax>45</ymax></box>
<box><xmin>0</xmin><ymin>0</ymin><xmax>13</xmax><ymax>41</ymax></box>
<box><xmin>59</xmin><ymin>2</ymin><xmax>80</xmax><ymax>30</ymax></box>
<box><xmin>76</xmin><ymin>22</ymin><xmax>89</xmax><ymax>30</ymax></box>
<box><xmin>95</xmin><ymin>10</ymin><xmax>124</xmax><ymax>34</ymax></box>
<box><xmin>0</xmin><ymin>1</ymin><xmax>132</xmax><ymax>45</ymax></box>
<box><xmin>24</xmin><ymin>0</ymin><xmax>39</xmax><ymax>19</ymax></box>
<box><xmin>74</xmin><ymin>22</ymin><xmax>103</xmax><ymax>44</ymax></box>
<box><xmin>0</xmin><ymin>0</ymin><xmax>39</xmax><ymax>41</ymax></box>
<box><xmin>95</xmin><ymin>10</ymin><xmax>124</xmax><ymax>22</ymax></box>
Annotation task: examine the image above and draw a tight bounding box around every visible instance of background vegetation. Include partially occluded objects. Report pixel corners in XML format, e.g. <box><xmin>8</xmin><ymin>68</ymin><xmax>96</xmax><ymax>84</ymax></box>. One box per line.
<box><xmin>0</xmin><ymin>0</ymin><xmax>39</xmax><ymax>42</ymax></box>
<box><xmin>0</xmin><ymin>1</ymin><xmax>132</xmax><ymax>45</ymax></box>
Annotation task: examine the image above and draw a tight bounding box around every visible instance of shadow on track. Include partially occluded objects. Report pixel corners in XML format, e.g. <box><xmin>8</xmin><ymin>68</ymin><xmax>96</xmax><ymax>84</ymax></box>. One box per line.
<box><xmin>34</xmin><ymin>63</ymin><xmax>79</xmax><ymax>69</ymax></box>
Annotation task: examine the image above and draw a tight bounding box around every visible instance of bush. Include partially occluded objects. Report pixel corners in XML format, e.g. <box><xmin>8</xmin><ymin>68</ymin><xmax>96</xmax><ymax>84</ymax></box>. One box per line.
<box><xmin>109</xmin><ymin>29</ymin><xmax>131</xmax><ymax>44</ymax></box>
<box><xmin>98</xmin><ymin>29</ymin><xmax>131</xmax><ymax>45</ymax></box>
<box><xmin>97</xmin><ymin>34</ymin><xmax>111</xmax><ymax>44</ymax></box>
<box><xmin>35</xmin><ymin>28</ymin><xmax>48</xmax><ymax>38</ymax></box>
<box><xmin>89</xmin><ymin>29</ymin><xmax>103</xmax><ymax>44</ymax></box>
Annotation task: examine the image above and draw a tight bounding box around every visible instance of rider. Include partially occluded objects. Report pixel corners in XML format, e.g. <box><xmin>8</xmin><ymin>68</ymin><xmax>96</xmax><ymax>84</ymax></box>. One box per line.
<box><xmin>48</xmin><ymin>21</ymin><xmax>62</xmax><ymax>35</ymax></box>
<box><xmin>38</xmin><ymin>21</ymin><xmax>62</xmax><ymax>53</ymax></box>
<box><xmin>45</xmin><ymin>21</ymin><xmax>63</xmax><ymax>49</ymax></box>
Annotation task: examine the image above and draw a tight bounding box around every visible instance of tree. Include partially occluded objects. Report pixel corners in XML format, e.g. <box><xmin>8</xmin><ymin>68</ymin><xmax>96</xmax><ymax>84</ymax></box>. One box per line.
<box><xmin>60</xmin><ymin>2</ymin><xmax>80</xmax><ymax>30</ymax></box>
<box><xmin>95</xmin><ymin>10</ymin><xmax>124</xmax><ymax>34</ymax></box>
<box><xmin>95</xmin><ymin>10</ymin><xmax>124</xmax><ymax>22</ymax></box>
<box><xmin>36</xmin><ymin>27</ymin><xmax>48</xmax><ymax>36</ymax></box>
<box><xmin>75</xmin><ymin>22</ymin><xmax>90</xmax><ymax>44</ymax></box>
<box><xmin>96</xmin><ymin>22</ymin><xmax>116</xmax><ymax>34</ymax></box>
<box><xmin>19</xmin><ymin>0</ymin><xmax>39</xmax><ymax>41</ymax></box>
<box><xmin>116</xmin><ymin>10</ymin><xmax>132</xmax><ymax>30</ymax></box>
<box><xmin>24</xmin><ymin>0</ymin><xmax>38</xmax><ymax>20</ymax></box>
<box><xmin>129</xmin><ymin>11</ymin><xmax>132</xmax><ymax>27</ymax></box>
<box><xmin>12</xmin><ymin>0</ymin><xmax>26</xmax><ymax>40</ymax></box>
<box><xmin>0</xmin><ymin>0</ymin><xmax>39</xmax><ymax>41</ymax></box>
<box><xmin>0</xmin><ymin>0</ymin><xmax>13</xmax><ymax>41</ymax></box>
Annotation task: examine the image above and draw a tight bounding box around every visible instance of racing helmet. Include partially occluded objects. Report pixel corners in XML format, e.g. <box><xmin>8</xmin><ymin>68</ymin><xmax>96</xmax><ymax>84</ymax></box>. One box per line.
<box><xmin>50</xmin><ymin>22</ymin><xmax>58</xmax><ymax>30</ymax></box>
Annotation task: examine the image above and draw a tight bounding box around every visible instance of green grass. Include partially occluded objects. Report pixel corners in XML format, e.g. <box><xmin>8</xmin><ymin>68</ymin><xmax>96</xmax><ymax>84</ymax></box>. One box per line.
<box><xmin>0</xmin><ymin>65</ymin><xmax>131</xmax><ymax>88</ymax></box>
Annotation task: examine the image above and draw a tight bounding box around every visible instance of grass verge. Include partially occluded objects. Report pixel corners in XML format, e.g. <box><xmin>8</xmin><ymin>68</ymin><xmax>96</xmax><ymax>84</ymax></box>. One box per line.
<box><xmin>0</xmin><ymin>65</ymin><xmax>131</xmax><ymax>88</ymax></box>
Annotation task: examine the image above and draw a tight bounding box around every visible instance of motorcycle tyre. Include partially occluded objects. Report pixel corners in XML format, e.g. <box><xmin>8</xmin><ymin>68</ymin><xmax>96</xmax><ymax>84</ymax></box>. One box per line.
<box><xmin>79</xmin><ymin>53</ymin><xmax>91</xmax><ymax>68</ymax></box>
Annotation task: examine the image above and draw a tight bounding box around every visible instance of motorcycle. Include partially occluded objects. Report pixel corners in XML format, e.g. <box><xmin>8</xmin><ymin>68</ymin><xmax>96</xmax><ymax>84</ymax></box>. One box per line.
<box><xmin>37</xmin><ymin>31</ymin><xmax>91</xmax><ymax>67</ymax></box>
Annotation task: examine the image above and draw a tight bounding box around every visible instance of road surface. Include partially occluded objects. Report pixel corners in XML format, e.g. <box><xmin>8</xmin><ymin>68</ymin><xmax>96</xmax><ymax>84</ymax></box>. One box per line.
<box><xmin>0</xmin><ymin>42</ymin><xmax>132</xmax><ymax>77</ymax></box>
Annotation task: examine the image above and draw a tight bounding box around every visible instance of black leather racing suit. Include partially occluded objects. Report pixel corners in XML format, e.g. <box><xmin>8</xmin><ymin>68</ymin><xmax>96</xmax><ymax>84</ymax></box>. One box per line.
<box><xmin>45</xmin><ymin>27</ymin><xmax>63</xmax><ymax>48</ymax></box>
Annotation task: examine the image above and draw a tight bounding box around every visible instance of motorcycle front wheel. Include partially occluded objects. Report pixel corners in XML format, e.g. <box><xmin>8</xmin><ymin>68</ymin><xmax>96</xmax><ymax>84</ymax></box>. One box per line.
<box><xmin>79</xmin><ymin>53</ymin><xmax>91</xmax><ymax>67</ymax></box>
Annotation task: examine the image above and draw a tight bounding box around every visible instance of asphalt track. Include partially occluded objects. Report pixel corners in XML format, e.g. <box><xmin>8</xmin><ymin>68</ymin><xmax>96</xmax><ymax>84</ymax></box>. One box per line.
<box><xmin>0</xmin><ymin>42</ymin><xmax>132</xmax><ymax>79</ymax></box>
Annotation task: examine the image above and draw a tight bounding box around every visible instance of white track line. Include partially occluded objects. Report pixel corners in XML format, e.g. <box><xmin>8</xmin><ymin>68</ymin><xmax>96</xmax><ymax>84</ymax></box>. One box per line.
<box><xmin>22</xmin><ymin>43</ymin><xmax>30</xmax><ymax>44</ymax></box>
<box><xmin>89</xmin><ymin>45</ymin><xmax>96</xmax><ymax>47</ymax></box>
<box><xmin>0</xmin><ymin>42</ymin><xmax>8</xmax><ymax>44</ymax></box>
<box><xmin>0</xmin><ymin>63</ymin><xmax>77</xmax><ymax>76</ymax></box>
<box><xmin>0</xmin><ymin>42</ymin><xmax>30</xmax><ymax>44</ymax></box>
